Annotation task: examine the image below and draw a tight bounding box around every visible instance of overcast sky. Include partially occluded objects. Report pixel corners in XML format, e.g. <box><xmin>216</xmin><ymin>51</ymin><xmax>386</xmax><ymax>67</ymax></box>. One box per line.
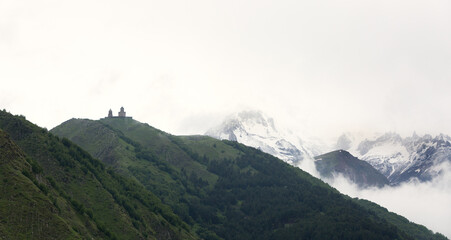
<box><xmin>2</xmin><ymin>1</ymin><xmax>451</xmax><ymax>237</ymax></box>
<box><xmin>1</xmin><ymin>0</ymin><xmax>450</xmax><ymax>139</ymax></box>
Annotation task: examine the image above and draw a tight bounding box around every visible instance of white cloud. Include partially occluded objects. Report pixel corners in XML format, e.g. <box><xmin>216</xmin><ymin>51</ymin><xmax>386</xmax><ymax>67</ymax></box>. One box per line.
<box><xmin>326</xmin><ymin>164</ymin><xmax>451</xmax><ymax>238</ymax></box>
<box><xmin>1</xmin><ymin>0</ymin><xmax>450</xmax><ymax>137</ymax></box>
<box><xmin>1</xmin><ymin>1</ymin><xmax>450</xmax><ymax>236</ymax></box>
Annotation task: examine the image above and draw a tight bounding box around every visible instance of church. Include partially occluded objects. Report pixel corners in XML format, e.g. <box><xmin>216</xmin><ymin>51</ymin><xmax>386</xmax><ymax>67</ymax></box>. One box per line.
<box><xmin>106</xmin><ymin>107</ymin><xmax>132</xmax><ymax>119</ymax></box>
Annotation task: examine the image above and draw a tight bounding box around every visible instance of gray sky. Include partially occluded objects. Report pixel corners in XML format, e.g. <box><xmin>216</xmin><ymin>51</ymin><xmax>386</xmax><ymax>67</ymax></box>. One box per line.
<box><xmin>2</xmin><ymin>1</ymin><xmax>451</xmax><ymax>237</ymax></box>
<box><xmin>1</xmin><ymin>0</ymin><xmax>451</xmax><ymax>139</ymax></box>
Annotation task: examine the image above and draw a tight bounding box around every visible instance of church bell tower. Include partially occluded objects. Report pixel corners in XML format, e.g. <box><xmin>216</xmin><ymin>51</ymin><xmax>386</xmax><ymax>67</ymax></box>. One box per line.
<box><xmin>118</xmin><ymin>107</ymin><xmax>126</xmax><ymax>117</ymax></box>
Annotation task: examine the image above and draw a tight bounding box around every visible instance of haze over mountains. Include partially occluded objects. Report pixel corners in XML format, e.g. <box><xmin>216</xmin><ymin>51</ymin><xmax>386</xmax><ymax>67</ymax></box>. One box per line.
<box><xmin>207</xmin><ymin>110</ymin><xmax>451</xmax><ymax>237</ymax></box>
<box><xmin>2</xmin><ymin>0</ymin><xmax>450</xmax><ymax>239</ymax></box>
<box><xmin>1</xmin><ymin>109</ymin><xmax>447</xmax><ymax>239</ymax></box>
<box><xmin>314</xmin><ymin>150</ymin><xmax>389</xmax><ymax>188</ymax></box>
<box><xmin>206</xmin><ymin>111</ymin><xmax>328</xmax><ymax>167</ymax></box>
<box><xmin>208</xmin><ymin>110</ymin><xmax>451</xmax><ymax>186</ymax></box>
<box><xmin>337</xmin><ymin>132</ymin><xmax>451</xmax><ymax>185</ymax></box>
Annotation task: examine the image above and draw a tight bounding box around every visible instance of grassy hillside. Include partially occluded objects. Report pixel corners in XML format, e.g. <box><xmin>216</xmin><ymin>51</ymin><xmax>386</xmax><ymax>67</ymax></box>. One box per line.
<box><xmin>0</xmin><ymin>110</ymin><xmax>196</xmax><ymax>240</ymax></box>
<box><xmin>52</xmin><ymin>117</ymin><xmax>447</xmax><ymax>240</ymax></box>
<box><xmin>314</xmin><ymin>150</ymin><xmax>389</xmax><ymax>188</ymax></box>
<box><xmin>0</xmin><ymin>129</ymin><xmax>81</xmax><ymax>239</ymax></box>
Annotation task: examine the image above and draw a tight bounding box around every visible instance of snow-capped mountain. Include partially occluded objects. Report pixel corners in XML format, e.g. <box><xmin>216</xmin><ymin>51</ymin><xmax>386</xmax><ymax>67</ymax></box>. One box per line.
<box><xmin>337</xmin><ymin>132</ymin><xmax>451</xmax><ymax>184</ymax></box>
<box><xmin>206</xmin><ymin>111</ymin><xmax>390</xmax><ymax>187</ymax></box>
<box><xmin>206</xmin><ymin>110</ymin><xmax>327</xmax><ymax>166</ymax></box>
<box><xmin>207</xmin><ymin>110</ymin><xmax>451</xmax><ymax>186</ymax></box>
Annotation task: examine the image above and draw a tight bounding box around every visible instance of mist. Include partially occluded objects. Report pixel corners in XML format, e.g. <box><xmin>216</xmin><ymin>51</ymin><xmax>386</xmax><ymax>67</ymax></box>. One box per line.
<box><xmin>1</xmin><ymin>0</ymin><xmax>451</xmax><ymax>141</ymax></box>
<box><xmin>1</xmin><ymin>1</ymin><xmax>450</xmax><ymax>238</ymax></box>
<box><xmin>322</xmin><ymin>163</ymin><xmax>451</xmax><ymax>238</ymax></box>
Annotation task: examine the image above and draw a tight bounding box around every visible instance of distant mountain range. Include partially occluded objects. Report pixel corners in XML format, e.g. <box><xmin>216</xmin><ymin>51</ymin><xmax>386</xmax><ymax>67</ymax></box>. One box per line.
<box><xmin>206</xmin><ymin>110</ymin><xmax>388</xmax><ymax>187</ymax></box>
<box><xmin>208</xmin><ymin>110</ymin><xmax>451</xmax><ymax>186</ymax></box>
<box><xmin>337</xmin><ymin>132</ymin><xmax>451</xmax><ymax>185</ymax></box>
<box><xmin>0</xmin><ymin>109</ymin><xmax>448</xmax><ymax>239</ymax></box>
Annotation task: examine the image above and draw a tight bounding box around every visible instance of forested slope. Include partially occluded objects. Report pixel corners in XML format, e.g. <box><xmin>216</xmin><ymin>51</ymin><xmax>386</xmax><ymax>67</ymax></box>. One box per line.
<box><xmin>0</xmin><ymin>110</ymin><xmax>196</xmax><ymax>240</ymax></box>
<box><xmin>52</xmin><ymin>117</ymin><xmax>447</xmax><ymax>240</ymax></box>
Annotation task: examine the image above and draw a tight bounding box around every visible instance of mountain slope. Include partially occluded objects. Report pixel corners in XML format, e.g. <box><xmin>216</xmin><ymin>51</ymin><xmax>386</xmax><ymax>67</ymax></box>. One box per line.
<box><xmin>206</xmin><ymin>111</ymin><xmax>325</xmax><ymax>166</ymax></box>
<box><xmin>0</xmin><ymin>129</ymin><xmax>80</xmax><ymax>239</ymax></box>
<box><xmin>206</xmin><ymin>110</ymin><xmax>394</xmax><ymax>188</ymax></box>
<box><xmin>314</xmin><ymin>150</ymin><xmax>389</xmax><ymax>188</ymax></box>
<box><xmin>0</xmin><ymin>110</ymin><xmax>196</xmax><ymax>240</ymax></box>
<box><xmin>337</xmin><ymin>132</ymin><xmax>451</xmax><ymax>184</ymax></box>
<box><xmin>52</xmin><ymin>117</ymin><xmax>237</xmax><ymax>239</ymax></box>
<box><xmin>52</xmin><ymin>116</ymin><xmax>447</xmax><ymax>240</ymax></box>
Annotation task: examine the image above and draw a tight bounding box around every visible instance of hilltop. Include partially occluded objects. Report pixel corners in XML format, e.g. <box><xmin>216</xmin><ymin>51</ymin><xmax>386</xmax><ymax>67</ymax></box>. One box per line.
<box><xmin>51</xmin><ymin>115</ymin><xmax>447</xmax><ymax>240</ymax></box>
<box><xmin>0</xmin><ymin>110</ymin><xmax>195</xmax><ymax>240</ymax></box>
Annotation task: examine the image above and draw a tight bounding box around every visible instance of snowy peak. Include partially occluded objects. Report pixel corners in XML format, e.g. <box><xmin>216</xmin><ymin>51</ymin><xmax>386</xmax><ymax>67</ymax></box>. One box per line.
<box><xmin>393</xmin><ymin>133</ymin><xmax>451</xmax><ymax>183</ymax></box>
<box><xmin>206</xmin><ymin>110</ymin><xmax>321</xmax><ymax>166</ymax></box>
<box><xmin>206</xmin><ymin>111</ymin><xmax>278</xmax><ymax>142</ymax></box>
<box><xmin>357</xmin><ymin>132</ymin><xmax>403</xmax><ymax>156</ymax></box>
<box><xmin>337</xmin><ymin>131</ymin><xmax>451</xmax><ymax>184</ymax></box>
<box><xmin>235</xmin><ymin>110</ymin><xmax>277</xmax><ymax>132</ymax></box>
<box><xmin>209</xmin><ymin>111</ymin><xmax>451</xmax><ymax>186</ymax></box>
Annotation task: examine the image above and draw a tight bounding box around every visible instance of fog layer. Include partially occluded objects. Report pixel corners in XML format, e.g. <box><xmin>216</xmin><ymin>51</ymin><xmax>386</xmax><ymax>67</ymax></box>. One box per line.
<box><xmin>325</xmin><ymin>163</ymin><xmax>451</xmax><ymax>238</ymax></box>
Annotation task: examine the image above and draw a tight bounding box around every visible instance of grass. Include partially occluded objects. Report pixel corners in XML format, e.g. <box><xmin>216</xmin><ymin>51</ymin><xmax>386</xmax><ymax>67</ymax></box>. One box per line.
<box><xmin>0</xmin><ymin>110</ymin><xmax>197</xmax><ymax>240</ymax></box>
<box><xmin>50</xmin><ymin>115</ymin><xmax>449</xmax><ymax>240</ymax></box>
<box><xmin>0</xmin><ymin>130</ymin><xmax>81</xmax><ymax>239</ymax></box>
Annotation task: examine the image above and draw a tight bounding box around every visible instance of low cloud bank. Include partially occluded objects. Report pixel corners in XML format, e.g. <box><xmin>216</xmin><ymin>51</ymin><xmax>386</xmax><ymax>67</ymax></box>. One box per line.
<box><xmin>324</xmin><ymin>163</ymin><xmax>451</xmax><ymax>238</ymax></box>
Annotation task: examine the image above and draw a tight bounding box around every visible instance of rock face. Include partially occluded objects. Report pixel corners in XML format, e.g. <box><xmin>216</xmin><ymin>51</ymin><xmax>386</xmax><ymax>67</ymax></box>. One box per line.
<box><xmin>337</xmin><ymin>132</ymin><xmax>451</xmax><ymax>185</ymax></box>
<box><xmin>206</xmin><ymin>110</ymin><xmax>326</xmax><ymax>166</ymax></box>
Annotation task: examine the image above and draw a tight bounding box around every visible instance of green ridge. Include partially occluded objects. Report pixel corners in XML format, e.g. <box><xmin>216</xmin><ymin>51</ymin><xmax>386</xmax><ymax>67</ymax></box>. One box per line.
<box><xmin>51</xmin><ymin>116</ymin><xmax>448</xmax><ymax>240</ymax></box>
<box><xmin>0</xmin><ymin>110</ymin><xmax>196</xmax><ymax>240</ymax></box>
<box><xmin>0</xmin><ymin>130</ymin><xmax>80</xmax><ymax>239</ymax></box>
